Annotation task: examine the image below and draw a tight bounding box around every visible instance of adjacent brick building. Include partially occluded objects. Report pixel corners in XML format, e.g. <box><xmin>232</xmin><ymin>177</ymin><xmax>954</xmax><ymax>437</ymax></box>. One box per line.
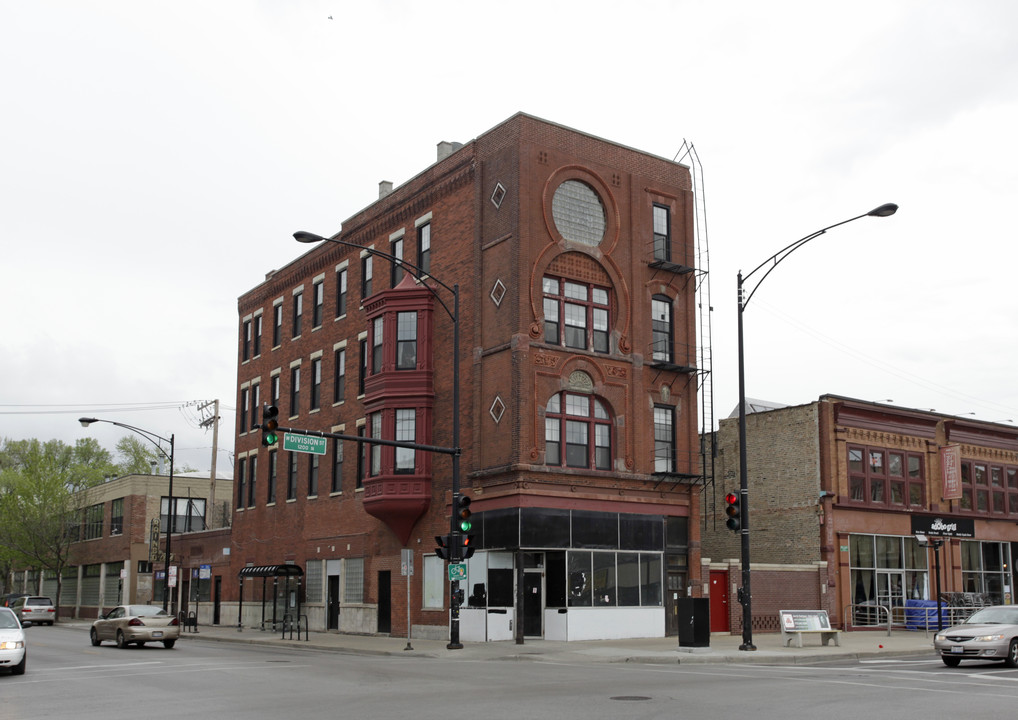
<box><xmin>231</xmin><ymin>114</ymin><xmax>706</xmax><ymax>641</ymax></box>
<box><xmin>702</xmin><ymin>395</ymin><xmax>1018</xmax><ymax>634</ymax></box>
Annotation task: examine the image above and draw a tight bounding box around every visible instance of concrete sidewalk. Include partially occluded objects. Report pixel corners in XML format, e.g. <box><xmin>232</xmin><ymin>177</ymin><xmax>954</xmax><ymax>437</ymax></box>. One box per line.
<box><xmin>175</xmin><ymin>623</ymin><xmax>939</xmax><ymax>665</ymax></box>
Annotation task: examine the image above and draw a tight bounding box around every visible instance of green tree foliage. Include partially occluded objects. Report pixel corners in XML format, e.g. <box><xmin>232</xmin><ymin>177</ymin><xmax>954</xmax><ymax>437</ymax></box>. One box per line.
<box><xmin>0</xmin><ymin>438</ymin><xmax>112</xmax><ymax>608</ymax></box>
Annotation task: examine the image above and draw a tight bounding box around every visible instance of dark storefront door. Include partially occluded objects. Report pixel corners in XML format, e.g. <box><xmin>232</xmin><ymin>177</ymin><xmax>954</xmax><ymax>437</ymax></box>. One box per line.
<box><xmin>377</xmin><ymin>571</ymin><xmax>391</xmax><ymax>634</ymax></box>
<box><xmin>665</xmin><ymin>570</ymin><xmax>686</xmax><ymax>636</ymax></box>
<box><xmin>327</xmin><ymin>576</ymin><xmax>340</xmax><ymax>630</ymax></box>
<box><xmin>523</xmin><ymin>573</ymin><xmax>543</xmax><ymax>637</ymax></box>
<box><xmin>213</xmin><ymin>576</ymin><xmax>222</xmax><ymax>625</ymax></box>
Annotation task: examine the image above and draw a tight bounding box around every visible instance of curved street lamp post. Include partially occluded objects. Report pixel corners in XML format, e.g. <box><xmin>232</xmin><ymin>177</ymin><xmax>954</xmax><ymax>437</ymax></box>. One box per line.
<box><xmin>293</xmin><ymin>230</ymin><xmax>465</xmax><ymax>649</ymax></box>
<box><xmin>736</xmin><ymin>203</ymin><xmax>898</xmax><ymax>651</ymax></box>
<box><xmin>78</xmin><ymin>417</ymin><xmax>176</xmax><ymax>612</ymax></box>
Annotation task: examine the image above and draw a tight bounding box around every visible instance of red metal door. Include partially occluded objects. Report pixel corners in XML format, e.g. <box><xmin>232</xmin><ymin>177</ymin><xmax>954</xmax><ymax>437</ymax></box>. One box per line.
<box><xmin>709</xmin><ymin>570</ymin><xmax>730</xmax><ymax>632</ymax></box>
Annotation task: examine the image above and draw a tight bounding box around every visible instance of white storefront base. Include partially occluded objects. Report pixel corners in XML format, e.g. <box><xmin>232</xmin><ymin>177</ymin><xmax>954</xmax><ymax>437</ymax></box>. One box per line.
<box><xmin>459</xmin><ymin>606</ymin><xmax>664</xmax><ymax>642</ymax></box>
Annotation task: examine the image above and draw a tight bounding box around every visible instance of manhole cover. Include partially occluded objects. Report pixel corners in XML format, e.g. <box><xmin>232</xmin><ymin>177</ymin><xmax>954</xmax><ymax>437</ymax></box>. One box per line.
<box><xmin>610</xmin><ymin>696</ymin><xmax>651</xmax><ymax>702</ymax></box>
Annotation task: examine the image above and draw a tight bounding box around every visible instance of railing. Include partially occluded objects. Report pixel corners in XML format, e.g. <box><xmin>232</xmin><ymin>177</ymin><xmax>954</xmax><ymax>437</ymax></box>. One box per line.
<box><xmin>843</xmin><ymin>603</ymin><xmax>892</xmax><ymax>636</ymax></box>
<box><xmin>281</xmin><ymin>613</ymin><xmax>308</xmax><ymax>641</ymax></box>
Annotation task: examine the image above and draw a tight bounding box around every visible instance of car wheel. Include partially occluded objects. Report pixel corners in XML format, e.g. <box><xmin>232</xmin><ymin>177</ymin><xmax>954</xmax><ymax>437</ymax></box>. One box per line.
<box><xmin>90</xmin><ymin>628</ymin><xmax>101</xmax><ymax>647</ymax></box>
<box><xmin>942</xmin><ymin>655</ymin><xmax>962</xmax><ymax>667</ymax></box>
<box><xmin>163</xmin><ymin>639</ymin><xmax>176</xmax><ymax>649</ymax></box>
<box><xmin>1006</xmin><ymin>639</ymin><xmax>1018</xmax><ymax>669</ymax></box>
<box><xmin>116</xmin><ymin>630</ymin><xmax>128</xmax><ymax>649</ymax></box>
<box><xmin>11</xmin><ymin>653</ymin><xmax>26</xmax><ymax>676</ymax></box>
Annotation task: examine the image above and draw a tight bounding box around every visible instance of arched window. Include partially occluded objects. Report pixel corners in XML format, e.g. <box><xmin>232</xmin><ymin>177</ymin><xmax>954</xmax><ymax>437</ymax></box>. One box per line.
<box><xmin>545</xmin><ymin>392</ymin><xmax>612</xmax><ymax>470</ymax></box>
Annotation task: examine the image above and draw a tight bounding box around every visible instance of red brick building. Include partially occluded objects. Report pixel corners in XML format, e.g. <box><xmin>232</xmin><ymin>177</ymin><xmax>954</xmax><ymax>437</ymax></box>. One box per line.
<box><xmin>702</xmin><ymin>395</ymin><xmax>1018</xmax><ymax>634</ymax></box>
<box><xmin>232</xmin><ymin>114</ymin><xmax>706</xmax><ymax>641</ymax></box>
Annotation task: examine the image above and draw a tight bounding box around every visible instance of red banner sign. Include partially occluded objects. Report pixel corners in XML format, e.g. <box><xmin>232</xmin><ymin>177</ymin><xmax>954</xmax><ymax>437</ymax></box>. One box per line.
<box><xmin>941</xmin><ymin>444</ymin><xmax>962</xmax><ymax>500</ymax></box>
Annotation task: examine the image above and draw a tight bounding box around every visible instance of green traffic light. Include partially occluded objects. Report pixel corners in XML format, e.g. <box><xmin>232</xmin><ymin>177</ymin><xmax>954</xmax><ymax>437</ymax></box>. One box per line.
<box><xmin>459</xmin><ymin>519</ymin><xmax>472</xmax><ymax>532</ymax></box>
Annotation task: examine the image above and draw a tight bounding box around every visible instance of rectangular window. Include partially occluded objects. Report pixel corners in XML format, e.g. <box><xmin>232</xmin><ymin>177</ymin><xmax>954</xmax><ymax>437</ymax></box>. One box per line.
<box><xmin>395</xmin><ymin>409</ymin><xmax>415</xmax><ymax>473</ymax></box>
<box><xmin>359</xmin><ymin>341</ymin><xmax>367</xmax><ymax>395</ymax></box>
<box><xmin>250</xmin><ymin>383</ymin><xmax>260</xmax><ymax>431</ymax></box>
<box><xmin>391</xmin><ymin>235</ymin><xmax>404</xmax><ymax>287</ymax></box>
<box><xmin>290</xmin><ymin>366</ymin><xmax>300</xmax><ymax>417</ymax></box>
<box><xmin>333</xmin><ymin>348</ymin><xmax>346</xmax><ymax>403</ymax></box>
<box><xmin>305</xmin><ymin>559</ymin><xmax>324</xmax><ymax>605</ymax></box>
<box><xmin>423</xmin><ymin>554</ymin><xmax>444</xmax><ymax>608</ymax></box>
<box><xmin>652</xmin><ymin>296</ymin><xmax>673</xmax><ymax>362</ymax></box>
<box><xmin>237</xmin><ymin>457</ymin><xmax>246</xmax><ymax>509</ymax></box>
<box><xmin>242</xmin><ymin>319</ymin><xmax>251</xmax><ymax>362</ymax></box>
<box><xmin>253</xmin><ymin>314</ymin><xmax>262</xmax><ymax>357</ymax></box>
<box><xmin>292</xmin><ymin>290</ymin><xmax>303</xmax><ymax>338</ymax></box>
<box><xmin>343</xmin><ymin>558</ymin><xmax>364</xmax><ymax>604</ymax></box>
<box><xmin>372</xmin><ymin>317</ymin><xmax>384</xmax><ymax>374</ymax></box>
<box><xmin>247</xmin><ymin>455</ymin><xmax>257</xmax><ymax>508</ymax></box>
<box><xmin>308</xmin><ymin>454</ymin><xmax>319</xmax><ymax>497</ymax></box>
<box><xmin>110</xmin><ymin>498</ymin><xmax>124</xmax><ymax>536</ymax></box>
<box><xmin>271</xmin><ymin>374</ymin><xmax>280</xmax><ymax>408</ymax></box>
<box><xmin>240</xmin><ymin>387</ymin><xmax>249</xmax><ymax>434</ymax></box>
<box><xmin>287</xmin><ymin>452</ymin><xmax>297</xmax><ymax>500</ymax></box>
<box><xmin>369</xmin><ymin>412</ymin><xmax>382</xmax><ymax>477</ymax></box>
<box><xmin>332</xmin><ymin>442</ymin><xmax>343</xmax><ymax>493</ymax></box>
<box><xmin>312</xmin><ymin>279</ymin><xmax>324</xmax><ymax>328</ymax></box>
<box><xmin>161</xmin><ymin>497</ymin><xmax>206</xmax><ymax>533</ymax></box>
<box><xmin>336</xmin><ymin>267</ymin><xmax>348</xmax><ymax>318</ymax></box>
<box><xmin>417</xmin><ymin>222</ymin><xmax>431</xmax><ymax>274</ymax></box>
<box><xmin>272</xmin><ymin>301</ymin><xmax>283</xmax><ymax>347</ymax></box>
<box><xmin>310</xmin><ymin>357</ymin><xmax>322</xmax><ymax>411</ymax></box>
<box><xmin>543</xmin><ymin>275</ymin><xmax>609</xmax><ymax>353</ymax></box>
<box><xmin>653</xmin><ymin>204</ymin><xmax>670</xmax><ymax>261</ymax></box>
<box><xmin>396</xmin><ymin>312</ymin><xmax>417</xmax><ymax>370</ymax></box>
<box><xmin>267</xmin><ymin>449</ymin><xmax>277</xmax><ymax>504</ymax></box>
<box><xmin>83</xmin><ymin>503</ymin><xmax>104</xmax><ymax>540</ymax></box>
<box><xmin>356</xmin><ymin>426</ymin><xmax>365</xmax><ymax>489</ymax></box>
<box><xmin>653</xmin><ymin>405</ymin><xmax>675</xmax><ymax>473</ymax></box>
<box><xmin>849</xmin><ymin>445</ymin><xmax>926</xmax><ymax>509</ymax></box>
<box><xmin>362</xmin><ymin>255</ymin><xmax>373</xmax><ymax>298</ymax></box>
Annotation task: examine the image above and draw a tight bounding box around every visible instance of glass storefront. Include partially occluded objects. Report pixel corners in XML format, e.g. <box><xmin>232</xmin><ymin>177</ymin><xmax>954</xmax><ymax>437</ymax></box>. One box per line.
<box><xmin>849</xmin><ymin>534</ymin><xmax>927</xmax><ymax>625</ymax></box>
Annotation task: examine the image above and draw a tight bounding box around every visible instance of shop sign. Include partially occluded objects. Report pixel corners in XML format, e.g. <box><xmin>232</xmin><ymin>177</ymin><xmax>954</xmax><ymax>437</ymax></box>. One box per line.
<box><xmin>911</xmin><ymin>514</ymin><xmax>974</xmax><ymax>538</ymax></box>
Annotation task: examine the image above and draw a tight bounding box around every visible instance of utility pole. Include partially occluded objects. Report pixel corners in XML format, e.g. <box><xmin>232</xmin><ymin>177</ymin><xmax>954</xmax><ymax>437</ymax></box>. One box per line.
<box><xmin>199</xmin><ymin>399</ymin><xmax>220</xmax><ymax>527</ymax></box>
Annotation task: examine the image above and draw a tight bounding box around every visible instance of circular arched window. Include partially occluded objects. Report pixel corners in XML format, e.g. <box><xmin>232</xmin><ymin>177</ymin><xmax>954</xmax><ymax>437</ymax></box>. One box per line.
<box><xmin>552</xmin><ymin>180</ymin><xmax>606</xmax><ymax>246</ymax></box>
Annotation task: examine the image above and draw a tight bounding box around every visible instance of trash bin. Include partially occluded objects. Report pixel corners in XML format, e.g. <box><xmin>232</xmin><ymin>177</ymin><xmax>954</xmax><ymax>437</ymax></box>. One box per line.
<box><xmin>677</xmin><ymin>598</ymin><xmax>710</xmax><ymax>648</ymax></box>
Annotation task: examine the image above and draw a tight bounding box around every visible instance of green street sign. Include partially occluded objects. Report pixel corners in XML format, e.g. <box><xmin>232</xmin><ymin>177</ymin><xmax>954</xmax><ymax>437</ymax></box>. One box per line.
<box><xmin>448</xmin><ymin>563</ymin><xmax>467</xmax><ymax>581</ymax></box>
<box><xmin>283</xmin><ymin>433</ymin><xmax>328</xmax><ymax>456</ymax></box>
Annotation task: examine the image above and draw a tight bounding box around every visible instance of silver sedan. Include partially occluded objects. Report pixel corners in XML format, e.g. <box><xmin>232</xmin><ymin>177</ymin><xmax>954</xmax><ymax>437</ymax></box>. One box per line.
<box><xmin>934</xmin><ymin>605</ymin><xmax>1018</xmax><ymax>667</ymax></box>
<box><xmin>90</xmin><ymin>605</ymin><xmax>180</xmax><ymax>649</ymax></box>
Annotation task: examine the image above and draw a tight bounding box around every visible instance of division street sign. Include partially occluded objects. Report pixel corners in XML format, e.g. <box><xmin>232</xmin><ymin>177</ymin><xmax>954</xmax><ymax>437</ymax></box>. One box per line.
<box><xmin>283</xmin><ymin>433</ymin><xmax>328</xmax><ymax>455</ymax></box>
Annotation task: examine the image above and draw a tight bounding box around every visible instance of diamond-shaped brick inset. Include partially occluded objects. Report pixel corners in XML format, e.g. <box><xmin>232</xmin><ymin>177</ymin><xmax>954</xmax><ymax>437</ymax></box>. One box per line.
<box><xmin>490</xmin><ymin>279</ymin><xmax>506</xmax><ymax>307</ymax></box>
<box><xmin>489</xmin><ymin>395</ymin><xmax>506</xmax><ymax>424</ymax></box>
<box><xmin>491</xmin><ymin>182</ymin><xmax>506</xmax><ymax>209</ymax></box>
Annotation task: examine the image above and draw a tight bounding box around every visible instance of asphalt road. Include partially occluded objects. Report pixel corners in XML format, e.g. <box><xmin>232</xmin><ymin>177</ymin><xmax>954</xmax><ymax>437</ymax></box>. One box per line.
<box><xmin>4</xmin><ymin>624</ymin><xmax>1018</xmax><ymax>720</ymax></box>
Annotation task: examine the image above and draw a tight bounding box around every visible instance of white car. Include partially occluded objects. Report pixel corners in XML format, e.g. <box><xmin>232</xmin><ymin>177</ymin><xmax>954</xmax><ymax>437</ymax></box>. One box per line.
<box><xmin>0</xmin><ymin>607</ymin><xmax>27</xmax><ymax>675</ymax></box>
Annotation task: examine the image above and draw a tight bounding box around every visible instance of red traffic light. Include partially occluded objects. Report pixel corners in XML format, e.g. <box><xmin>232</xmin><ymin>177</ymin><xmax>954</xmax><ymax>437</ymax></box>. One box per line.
<box><xmin>724</xmin><ymin>492</ymin><xmax>741</xmax><ymax>532</ymax></box>
<box><xmin>725</xmin><ymin>492</ymin><xmax>738</xmax><ymax>505</ymax></box>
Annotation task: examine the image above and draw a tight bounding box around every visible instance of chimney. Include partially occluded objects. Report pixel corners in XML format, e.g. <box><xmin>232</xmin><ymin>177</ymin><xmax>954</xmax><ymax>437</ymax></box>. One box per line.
<box><xmin>437</xmin><ymin>141</ymin><xmax>463</xmax><ymax>162</ymax></box>
<box><xmin>379</xmin><ymin>180</ymin><xmax>393</xmax><ymax>199</ymax></box>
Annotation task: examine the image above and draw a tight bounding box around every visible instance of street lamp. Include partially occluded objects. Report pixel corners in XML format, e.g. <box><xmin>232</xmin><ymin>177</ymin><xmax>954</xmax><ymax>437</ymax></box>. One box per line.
<box><xmin>915</xmin><ymin>533</ymin><xmax>944</xmax><ymax>631</ymax></box>
<box><xmin>293</xmin><ymin>230</ymin><xmax>465</xmax><ymax>649</ymax></box>
<box><xmin>79</xmin><ymin>417</ymin><xmax>176</xmax><ymax>612</ymax></box>
<box><xmin>736</xmin><ymin>202</ymin><xmax>898</xmax><ymax>651</ymax></box>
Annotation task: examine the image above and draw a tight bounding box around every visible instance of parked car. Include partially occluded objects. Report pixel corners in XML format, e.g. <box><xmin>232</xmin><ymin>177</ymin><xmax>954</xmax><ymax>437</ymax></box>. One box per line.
<box><xmin>11</xmin><ymin>597</ymin><xmax>55</xmax><ymax>626</ymax></box>
<box><xmin>934</xmin><ymin>605</ymin><xmax>1018</xmax><ymax>667</ymax></box>
<box><xmin>90</xmin><ymin>605</ymin><xmax>180</xmax><ymax>649</ymax></box>
<box><xmin>0</xmin><ymin>607</ymin><xmax>28</xmax><ymax>675</ymax></box>
<box><xmin>0</xmin><ymin>594</ymin><xmax>28</xmax><ymax>609</ymax></box>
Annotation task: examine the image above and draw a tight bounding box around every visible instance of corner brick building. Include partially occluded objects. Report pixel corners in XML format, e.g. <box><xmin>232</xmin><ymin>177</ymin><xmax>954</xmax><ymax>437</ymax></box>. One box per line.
<box><xmin>702</xmin><ymin>395</ymin><xmax>1018</xmax><ymax>635</ymax></box>
<box><xmin>231</xmin><ymin>114</ymin><xmax>706</xmax><ymax>641</ymax></box>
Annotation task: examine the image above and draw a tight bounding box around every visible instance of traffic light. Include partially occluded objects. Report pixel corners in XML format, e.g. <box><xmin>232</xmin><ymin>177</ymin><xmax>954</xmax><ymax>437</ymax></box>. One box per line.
<box><xmin>435</xmin><ymin>535</ymin><xmax>451</xmax><ymax>560</ymax></box>
<box><xmin>457</xmin><ymin>495</ymin><xmax>472</xmax><ymax>532</ymax></box>
<box><xmin>261</xmin><ymin>405</ymin><xmax>279</xmax><ymax>447</ymax></box>
<box><xmin>459</xmin><ymin>533</ymin><xmax>475</xmax><ymax>560</ymax></box>
<box><xmin>724</xmin><ymin>492</ymin><xmax>741</xmax><ymax>532</ymax></box>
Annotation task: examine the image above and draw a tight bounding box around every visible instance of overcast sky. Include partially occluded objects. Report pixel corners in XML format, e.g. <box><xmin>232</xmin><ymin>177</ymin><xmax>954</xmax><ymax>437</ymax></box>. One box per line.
<box><xmin>3</xmin><ymin>0</ymin><xmax>1016</xmax><ymax>474</ymax></box>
